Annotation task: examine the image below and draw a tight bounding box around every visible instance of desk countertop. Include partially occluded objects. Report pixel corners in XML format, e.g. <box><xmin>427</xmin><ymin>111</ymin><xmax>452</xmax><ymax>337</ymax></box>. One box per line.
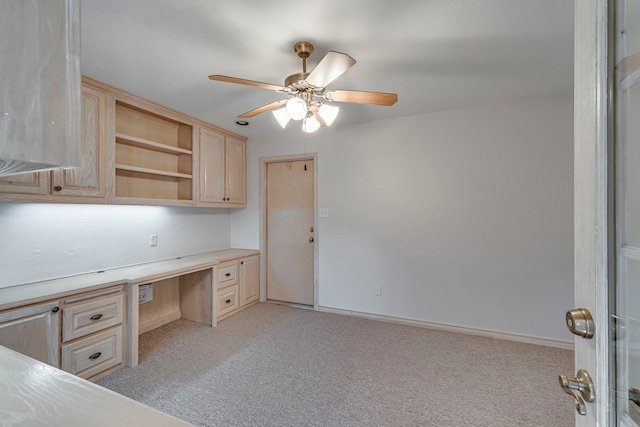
<box><xmin>0</xmin><ymin>345</ymin><xmax>195</xmax><ymax>427</ymax></box>
<box><xmin>0</xmin><ymin>248</ymin><xmax>259</xmax><ymax>311</ymax></box>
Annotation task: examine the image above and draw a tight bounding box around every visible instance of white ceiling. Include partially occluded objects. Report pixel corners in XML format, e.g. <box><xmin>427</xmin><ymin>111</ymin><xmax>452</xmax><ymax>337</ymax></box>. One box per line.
<box><xmin>80</xmin><ymin>0</ymin><xmax>574</xmax><ymax>138</ymax></box>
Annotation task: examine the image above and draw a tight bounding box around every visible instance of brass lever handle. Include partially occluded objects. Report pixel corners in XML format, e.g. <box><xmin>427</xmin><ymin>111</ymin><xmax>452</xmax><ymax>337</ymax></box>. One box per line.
<box><xmin>558</xmin><ymin>370</ymin><xmax>595</xmax><ymax>416</ymax></box>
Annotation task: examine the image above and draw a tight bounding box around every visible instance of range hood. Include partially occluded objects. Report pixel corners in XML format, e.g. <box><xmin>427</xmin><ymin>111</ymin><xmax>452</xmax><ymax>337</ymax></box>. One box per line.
<box><xmin>0</xmin><ymin>0</ymin><xmax>80</xmax><ymax>177</ymax></box>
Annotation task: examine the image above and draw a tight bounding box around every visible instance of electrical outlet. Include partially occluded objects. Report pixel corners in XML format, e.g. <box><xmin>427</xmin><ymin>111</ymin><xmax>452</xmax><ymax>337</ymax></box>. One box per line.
<box><xmin>375</xmin><ymin>286</ymin><xmax>382</xmax><ymax>296</ymax></box>
<box><xmin>139</xmin><ymin>284</ymin><xmax>153</xmax><ymax>304</ymax></box>
<box><xmin>150</xmin><ymin>234</ymin><xmax>158</xmax><ymax>247</ymax></box>
<box><xmin>319</xmin><ymin>208</ymin><xmax>329</xmax><ymax>218</ymax></box>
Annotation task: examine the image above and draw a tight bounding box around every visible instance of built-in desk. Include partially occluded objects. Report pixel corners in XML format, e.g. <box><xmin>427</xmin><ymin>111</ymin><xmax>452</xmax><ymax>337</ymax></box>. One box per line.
<box><xmin>0</xmin><ymin>249</ymin><xmax>260</xmax><ymax>368</ymax></box>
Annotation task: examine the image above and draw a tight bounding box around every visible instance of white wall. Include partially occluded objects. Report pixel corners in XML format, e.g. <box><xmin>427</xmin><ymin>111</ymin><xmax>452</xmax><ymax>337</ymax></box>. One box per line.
<box><xmin>231</xmin><ymin>94</ymin><xmax>574</xmax><ymax>341</ymax></box>
<box><xmin>0</xmin><ymin>204</ymin><xmax>231</xmax><ymax>287</ymax></box>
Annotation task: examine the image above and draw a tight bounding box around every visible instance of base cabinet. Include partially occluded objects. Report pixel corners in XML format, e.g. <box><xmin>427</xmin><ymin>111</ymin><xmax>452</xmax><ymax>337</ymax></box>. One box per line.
<box><xmin>0</xmin><ymin>300</ymin><xmax>60</xmax><ymax>368</ymax></box>
<box><xmin>239</xmin><ymin>255</ymin><xmax>259</xmax><ymax>307</ymax></box>
<box><xmin>60</xmin><ymin>286</ymin><xmax>125</xmax><ymax>381</ymax></box>
<box><xmin>216</xmin><ymin>254</ymin><xmax>260</xmax><ymax>321</ymax></box>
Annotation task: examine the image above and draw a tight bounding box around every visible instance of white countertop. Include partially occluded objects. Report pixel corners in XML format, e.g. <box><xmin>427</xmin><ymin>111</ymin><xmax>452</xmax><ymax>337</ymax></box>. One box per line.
<box><xmin>0</xmin><ymin>249</ymin><xmax>259</xmax><ymax>311</ymax></box>
<box><xmin>0</xmin><ymin>345</ymin><xmax>195</xmax><ymax>427</ymax></box>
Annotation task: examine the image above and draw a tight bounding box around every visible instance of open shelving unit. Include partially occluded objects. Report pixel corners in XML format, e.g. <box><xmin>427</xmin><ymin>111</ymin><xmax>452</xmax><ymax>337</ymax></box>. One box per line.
<box><xmin>114</xmin><ymin>101</ymin><xmax>194</xmax><ymax>205</ymax></box>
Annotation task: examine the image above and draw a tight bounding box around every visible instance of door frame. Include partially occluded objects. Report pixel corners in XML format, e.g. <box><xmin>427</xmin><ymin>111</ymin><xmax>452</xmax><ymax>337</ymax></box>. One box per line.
<box><xmin>259</xmin><ymin>153</ymin><xmax>319</xmax><ymax>310</ymax></box>
<box><xmin>574</xmin><ymin>0</ymin><xmax>613</xmax><ymax>425</ymax></box>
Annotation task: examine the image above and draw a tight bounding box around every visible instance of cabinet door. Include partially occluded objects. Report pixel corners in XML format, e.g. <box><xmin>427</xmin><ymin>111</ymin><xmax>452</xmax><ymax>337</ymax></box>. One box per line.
<box><xmin>0</xmin><ymin>171</ymin><xmax>49</xmax><ymax>195</ymax></box>
<box><xmin>51</xmin><ymin>83</ymin><xmax>109</xmax><ymax>198</ymax></box>
<box><xmin>0</xmin><ymin>300</ymin><xmax>60</xmax><ymax>367</ymax></box>
<box><xmin>225</xmin><ymin>137</ymin><xmax>246</xmax><ymax>206</ymax></box>
<box><xmin>199</xmin><ymin>127</ymin><xmax>226</xmax><ymax>203</ymax></box>
<box><xmin>239</xmin><ymin>255</ymin><xmax>260</xmax><ymax>307</ymax></box>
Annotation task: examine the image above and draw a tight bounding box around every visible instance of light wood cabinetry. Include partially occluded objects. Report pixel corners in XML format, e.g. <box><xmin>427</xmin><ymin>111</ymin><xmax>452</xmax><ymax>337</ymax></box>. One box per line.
<box><xmin>216</xmin><ymin>260</ymin><xmax>239</xmax><ymax>319</ymax></box>
<box><xmin>0</xmin><ymin>171</ymin><xmax>49</xmax><ymax>195</ymax></box>
<box><xmin>60</xmin><ymin>286</ymin><xmax>125</xmax><ymax>381</ymax></box>
<box><xmin>51</xmin><ymin>82</ymin><xmax>111</xmax><ymax>199</ymax></box>
<box><xmin>0</xmin><ymin>300</ymin><xmax>60</xmax><ymax>367</ymax></box>
<box><xmin>0</xmin><ymin>77</ymin><xmax>247</xmax><ymax>208</ymax></box>
<box><xmin>198</xmin><ymin>127</ymin><xmax>246</xmax><ymax>207</ymax></box>
<box><xmin>216</xmin><ymin>254</ymin><xmax>260</xmax><ymax>321</ymax></box>
<box><xmin>114</xmin><ymin>99</ymin><xmax>194</xmax><ymax>205</ymax></box>
<box><xmin>239</xmin><ymin>254</ymin><xmax>260</xmax><ymax>307</ymax></box>
<box><xmin>0</xmin><ymin>79</ymin><xmax>111</xmax><ymax>202</ymax></box>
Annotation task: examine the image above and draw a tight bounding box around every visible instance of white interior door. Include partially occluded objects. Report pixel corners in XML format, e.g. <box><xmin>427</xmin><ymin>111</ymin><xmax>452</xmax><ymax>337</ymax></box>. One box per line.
<box><xmin>572</xmin><ymin>0</ymin><xmax>640</xmax><ymax>425</ymax></box>
<box><xmin>614</xmin><ymin>0</ymin><xmax>640</xmax><ymax>425</ymax></box>
<box><xmin>571</xmin><ymin>1</ymin><xmax>611</xmax><ymax>426</ymax></box>
<box><xmin>265</xmin><ymin>159</ymin><xmax>315</xmax><ymax>305</ymax></box>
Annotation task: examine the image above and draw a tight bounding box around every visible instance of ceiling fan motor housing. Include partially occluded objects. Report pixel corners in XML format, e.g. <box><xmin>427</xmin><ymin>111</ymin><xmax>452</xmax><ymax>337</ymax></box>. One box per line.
<box><xmin>285</xmin><ymin>72</ymin><xmax>310</xmax><ymax>88</ymax></box>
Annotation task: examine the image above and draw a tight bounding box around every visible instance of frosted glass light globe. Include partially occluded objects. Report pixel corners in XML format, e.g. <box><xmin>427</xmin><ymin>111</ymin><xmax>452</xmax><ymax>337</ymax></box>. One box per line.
<box><xmin>272</xmin><ymin>108</ymin><xmax>290</xmax><ymax>128</ymax></box>
<box><xmin>302</xmin><ymin>115</ymin><xmax>320</xmax><ymax>133</ymax></box>
<box><xmin>286</xmin><ymin>98</ymin><xmax>307</xmax><ymax>121</ymax></box>
<box><xmin>318</xmin><ymin>104</ymin><xmax>339</xmax><ymax>126</ymax></box>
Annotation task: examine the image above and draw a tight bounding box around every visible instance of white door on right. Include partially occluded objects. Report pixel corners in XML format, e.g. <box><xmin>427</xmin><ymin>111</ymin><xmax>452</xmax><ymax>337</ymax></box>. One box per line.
<box><xmin>615</xmin><ymin>0</ymin><xmax>640</xmax><ymax>425</ymax></box>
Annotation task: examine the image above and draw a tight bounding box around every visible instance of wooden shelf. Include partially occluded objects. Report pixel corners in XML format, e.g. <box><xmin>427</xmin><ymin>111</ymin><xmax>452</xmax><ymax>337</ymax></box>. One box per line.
<box><xmin>114</xmin><ymin>101</ymin><xmax>194</xmax><ymax>202</ymax></box>
<box><xmin>115</xmin><ymin>133</ymin><xmax>193</xmax><ymax>155</ymax></box>
<box><xmin>115</xmin><ymin>164</ymin><xmax>192</xmax><ymax>179</ymax></box>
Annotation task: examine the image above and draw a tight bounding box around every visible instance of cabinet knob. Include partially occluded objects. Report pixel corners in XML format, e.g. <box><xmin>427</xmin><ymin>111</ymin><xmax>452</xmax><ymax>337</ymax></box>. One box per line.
<box><xmin>225</xmin><ymin>272</ymin><xmax>231</xmax><ymax>277</ymax></box>
<box><xmin>241</xmin><ymin>261</ymin><xmax>244</xmax><ymax>265</ymax></box>
<box><xmin>88</xmin><ymin>352</ymin><xmax>102</xmax><ymax>360</ymax></box>
<box><xmin>52</xmin><ymin>307</ymin><xmax>59</xmax><ymax>313</ymax></box>
<box><xmin>225</xmin><ymin>299</ymin><xmax>231</xmax><ymax>304</ymax></box>
<box><xmin>53</xmin><ymin>186</ymin><xmax>62</xmax><ymax>191</ymax></box>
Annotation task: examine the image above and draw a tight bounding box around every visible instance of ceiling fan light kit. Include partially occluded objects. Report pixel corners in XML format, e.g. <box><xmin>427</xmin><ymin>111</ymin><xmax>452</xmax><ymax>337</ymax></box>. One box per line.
<box><xmin>285</xmin><ymin>97</ymin><xmax>308</xmax><ymax>121</ymax></box>
<box><xmin>208</xmin><ymin>41</ymin><xmax>398</xmax><ymax>133</ymax></box>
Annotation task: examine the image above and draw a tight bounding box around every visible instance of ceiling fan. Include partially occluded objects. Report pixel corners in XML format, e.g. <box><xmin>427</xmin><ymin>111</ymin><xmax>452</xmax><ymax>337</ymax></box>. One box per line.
<box><xmin>208</xmin><ymin>41</ymin><xmax>398</xmax><ymax>132</ymax></box>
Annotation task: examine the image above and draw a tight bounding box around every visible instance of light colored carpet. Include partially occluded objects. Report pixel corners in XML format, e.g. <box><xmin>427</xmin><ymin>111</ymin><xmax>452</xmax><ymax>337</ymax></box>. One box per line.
<box><xmin>97</xmin><ymin>303</ymin><xmax>575</xmax><ymax>426</ymax></box>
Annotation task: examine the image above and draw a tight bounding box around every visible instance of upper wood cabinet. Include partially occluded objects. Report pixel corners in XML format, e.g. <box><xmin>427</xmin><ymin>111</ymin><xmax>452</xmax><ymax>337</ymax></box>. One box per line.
<box><xmin>0</xmin><ymin>170</ymin><xmax>49</xmax><ymax>196</ymax></box>
<box><xmin>0</xmin><ymin>79</ymin><xmax>111</xmax><ymax>202</ymax></box>
<box><xmin>0</xmin><ymin>77</ymin><xmax>247</xmax><ymax>208</ymax></box>
<box><xmin>113</xmin><ymin>98</ymin><xmax>195</xmax><ymax>206</ymax></box>
<box><xmin>198</xmin><ymin>127</ymin><xmax>246</xmax><ymax>208</ymax></box>
<box><xmin>51</xmin><ymin>82</ymin><xmax>111</xmax><ymax>199</ymax></box>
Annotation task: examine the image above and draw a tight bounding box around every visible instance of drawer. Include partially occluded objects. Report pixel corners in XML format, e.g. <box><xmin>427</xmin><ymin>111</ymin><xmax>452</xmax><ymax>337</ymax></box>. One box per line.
<box><xmin>61</xmin><ymin>326</ymin><xmax>123</xmax><ymax>380</ymax></box>
<box><xmin>217</xmin><ymin>286</ymin><xmax>238</xmax><ymax>318</ymax></box>
<box><xmin>63</xmin><ymin>293</ymin><xmax>124</xmax><ymax>342</ymax></box>
<box><xmin>217</xmin><ymin>261</ymin><xmax>238</xmax><ymax>289</ymax></box>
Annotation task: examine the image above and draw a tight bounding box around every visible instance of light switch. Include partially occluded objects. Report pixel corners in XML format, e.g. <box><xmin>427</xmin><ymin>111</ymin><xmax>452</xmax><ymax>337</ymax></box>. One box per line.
<box><xmin>319</xmin><ymin>208</ymin><xmax>329</xmax><ymax>218</ymax></box>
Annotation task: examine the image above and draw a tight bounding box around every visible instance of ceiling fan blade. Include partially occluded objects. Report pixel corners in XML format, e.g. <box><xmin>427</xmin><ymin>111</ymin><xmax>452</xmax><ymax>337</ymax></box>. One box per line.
<box><xmin>305</xmin><ymin>51</ymin><xmax>356</xmax><ymax>88</ymax></box>
<box><xmin>208</xmin><ymin>75</ymin><xmax>283</xmax><ymax>92</ymax></box>
<box><xmin>326</xmin><ymin>89</ymin><xmax>398</xmax><ymax>106</ymax></box>
<box><xmin>616</xmin><ymin>52</ymin><xmax>640</xmax><ymax>74</ymax></box>
<box><xmin>310</xmin><ymin>106</ymin><xmax>327</xmax><ymax>127</ymax></box>
<box><xmin>238</xmin><ymin>99</ymin><xmax>288</xmax><ymax>118</ymax></box>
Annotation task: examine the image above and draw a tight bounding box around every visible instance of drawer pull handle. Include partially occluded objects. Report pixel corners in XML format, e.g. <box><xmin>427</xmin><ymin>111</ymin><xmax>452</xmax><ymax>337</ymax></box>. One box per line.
<box><xmin>53</xmin><ymin>185</ymin><xmax>62</xmax><ymax>191</ymax></box>
<box><xmin>90</xmin><ymin>314</ymin><xmax>103</xmax><ymax>321</ymax></box>
<box><xmin>89</xmin><ymin>352</ymin><xmax>102</xmax><ymax>360</ymax></box>
<box><xmin>225</xmin><ymin>273</ymin><xmax>231</xmax><ymax>277</ymax></box>
<box><xmin>225</xmin><ymin>299</ymin><xmax>231</xmax><ymax>304</ymax></box>
<box><xmin>52</xmin><ymin>307</ymin><xmax>59</xmax><ymax>313</ymax></box>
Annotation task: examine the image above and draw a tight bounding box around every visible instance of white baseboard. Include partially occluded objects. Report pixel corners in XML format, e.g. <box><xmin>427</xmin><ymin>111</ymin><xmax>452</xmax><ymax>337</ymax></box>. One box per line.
<box><xmin>318</xmin><ymin>306</ymin><xmax>574</xmax><ymax>351</ymax></box>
